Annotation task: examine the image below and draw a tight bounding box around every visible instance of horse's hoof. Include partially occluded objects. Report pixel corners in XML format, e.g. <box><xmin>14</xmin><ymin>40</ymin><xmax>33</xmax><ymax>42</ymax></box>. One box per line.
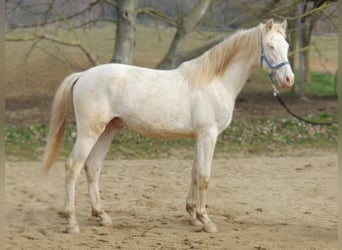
<box><xmin>99</xmin><ymin>215</ymin><xmax>112</xmax><ymax>227</ymax></box>
<box><xmin>189</xmin><ymin>218</ymin><xmax>202</xmax><ymax>227</ymax></box>
<box><xmin>64</xmin><ymin>225</ymin><xmax>80</xmax><ymax>234</ymax></box>
<box><xmin>202</xmin><ymin>223</ymin><xmax>218</xmax><ymax>233</ymax></box>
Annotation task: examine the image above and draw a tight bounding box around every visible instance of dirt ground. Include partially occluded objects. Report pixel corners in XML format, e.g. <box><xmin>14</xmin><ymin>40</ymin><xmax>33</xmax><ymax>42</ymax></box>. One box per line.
<box><xmin>5</xmin><ymin>153</ymin><xmax>337</xmax><ymax>249</ymax></box>
<box><xmin>5</xmin><ymin>84</ymin><xmax>338</xmax><ymax>249</ymax></box>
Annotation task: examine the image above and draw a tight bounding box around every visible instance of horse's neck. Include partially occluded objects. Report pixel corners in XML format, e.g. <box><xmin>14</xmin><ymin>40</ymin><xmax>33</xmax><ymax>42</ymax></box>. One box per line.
<box><xmin>221</xmin><ymin>30</ymin><xmax>261</xmax><ymax>98</ymax></box>
<box><xmin>222</xmin><ymin>54</ymin><xmax>258</xmax><ymax>98</ymax></box>
<box><xmin>178</xmin><ymin>25</ymin><xmax>262</xmax><ymax>92</ymax></box>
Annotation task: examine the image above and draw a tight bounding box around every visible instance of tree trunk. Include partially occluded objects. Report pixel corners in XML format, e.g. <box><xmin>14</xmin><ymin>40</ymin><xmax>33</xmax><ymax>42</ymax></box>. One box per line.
<box><xmin>157</xmin><ymin>0</ymin><xmax>212</xmax><ymax>69</ymax></box>
<box><xmin>297</xmin><ymin>1</ymin><xmax>305</xmax><ymax>98</ymax></box>
<box><xmin>289</xmin><ymin>32</ymin><xmax>297</xmax><ymax>94</ymax></box>
<box><xmin>288</xmin><ymin>0</ymin><xmax>298</xmax><ymax>93</ymax></box>
<box><xmin>111</xmin><ymin>0</ymin><xmax>138</xmax><ymax>64</ymax></box>
<box><xmin>303</xmin><ymin>48</ymin><xmax>310</xmax><ymax>84</ymax></box>
<box><xmin>303</xmin><ymin>15</ymin><xmax>317</xmax><ymax>86</ymax></box>
<box><xmin>297</xmin><ymin>0</ymin><xmax>324</xmax><ymax>98</ymax></box>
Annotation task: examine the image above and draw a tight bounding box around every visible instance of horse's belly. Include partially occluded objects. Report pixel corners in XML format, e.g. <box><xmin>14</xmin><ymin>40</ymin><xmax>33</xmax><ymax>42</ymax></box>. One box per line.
<box><xmin>121</xmin><ymin>114</ymin><xmax>194</xmax><ymax>138</ymax></box>
<box><xmin>115</xmin><ymin>84</ymin><xmax>194</xmax><ymax>138</ymax></box>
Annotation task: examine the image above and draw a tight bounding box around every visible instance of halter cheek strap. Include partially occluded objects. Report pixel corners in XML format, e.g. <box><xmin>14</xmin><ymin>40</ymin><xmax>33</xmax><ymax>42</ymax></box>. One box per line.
<box><xmin>260</xmin><ymin>37</ymin><xmax>289</xmax><ymax>91</ymax></box>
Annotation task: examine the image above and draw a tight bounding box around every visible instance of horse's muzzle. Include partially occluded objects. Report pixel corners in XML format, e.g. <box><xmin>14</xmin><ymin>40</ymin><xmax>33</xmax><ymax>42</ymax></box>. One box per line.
<box><xmin>280</xmin><ymin>72</ymin><xmax>294</xmax><ymax>88</ymax></box>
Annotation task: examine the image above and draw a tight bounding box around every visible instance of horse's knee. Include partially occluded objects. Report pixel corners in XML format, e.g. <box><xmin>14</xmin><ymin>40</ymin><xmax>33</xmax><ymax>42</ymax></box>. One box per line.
<box><xmin>65</xmin><ymin>157</ymin><xmax>73</xmax><ymax>171</ymax></box>
<box><xmin>65</xmin><ymin>157</ymin><xmax>77</xmax><ymax>176</ymax></box>
<box><xmin>65</xmin><ymin>156</ymin><xmax>85</xmax><ymax>181</ymax></box>
<box><xmin>84</xmin><ymin>164</ymin><xmax>101</xmax><ymax>182</ymax></box>
<box><xmin>65</xmin><ymin>166</ymin><xmax>77</xmax><ymax>182</ymax></box>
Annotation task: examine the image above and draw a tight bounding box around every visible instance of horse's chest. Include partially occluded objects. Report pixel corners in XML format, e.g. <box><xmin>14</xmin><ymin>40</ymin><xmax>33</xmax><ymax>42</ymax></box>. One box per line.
<box><xmin>215</xmin><ymin>105</ymin><xmax>234</xmax><ymax>133</ymax></box>
<box><xmin>191</xmin><ymin>94</ymin><xmax>234</xmax><ymax>133</ymax></box>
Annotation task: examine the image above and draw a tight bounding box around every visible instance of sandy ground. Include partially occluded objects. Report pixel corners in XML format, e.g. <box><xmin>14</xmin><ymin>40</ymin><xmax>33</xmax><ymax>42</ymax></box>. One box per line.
<box><xmin>5</xmin><ymin>152</ymin><xmax>337</xmax><ymax>249</ymax></box>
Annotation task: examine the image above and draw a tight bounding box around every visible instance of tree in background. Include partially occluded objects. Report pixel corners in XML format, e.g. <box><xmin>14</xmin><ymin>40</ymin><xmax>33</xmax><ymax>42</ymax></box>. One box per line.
<box><xmin>156</xmin><ymin>0</ymin><xmax>212</xmax><ymax>69</ymax></box>
<box><xmin>109</xmin><ymin>0</ymin><xmax>216</xmax><ymax>68</ymax></box>
<box><xmin>257</xmin><ymin>0</ymin><xmax>337</xmax><ymax>97</ymax></box>
<box><xmin>111</xmin><ymin>0</ymin><xmax>138</xmax><ymax>64</ymax></box>
<box><xmin>296</xmin><ymin>0</ymin><xmax>337</xmax><ymax>98</ymax></box>
<box><xmin>5</xmin><ymin>0</ymin><xmax>338</xmax><ymax>97</ymax></box>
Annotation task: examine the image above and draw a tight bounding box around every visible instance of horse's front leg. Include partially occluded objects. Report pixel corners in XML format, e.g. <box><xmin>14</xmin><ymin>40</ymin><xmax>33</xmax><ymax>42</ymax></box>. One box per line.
<box><xmin>186</xmin><ymin>151</ymin><xmax>202</xmax><ymax>226</ymax></box>
<box><xmin>194</xmin><ymin>127</ymin><xmax>218</xmax><ymax>233</ymax></box>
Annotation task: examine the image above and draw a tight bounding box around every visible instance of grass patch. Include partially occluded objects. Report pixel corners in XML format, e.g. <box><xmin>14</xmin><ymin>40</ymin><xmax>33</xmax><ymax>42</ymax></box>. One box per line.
<box><xmin>305</xmin><ymin>71</ymin><xmax>337</xmax><ymax>96</ymax></box>
<box><xmin>217</xmin><ymin>115</ymin><xmax>337</xmax><ymax>154</ymax></box>
<box><xmin>6</xmin><ymin>115</ymin><xmax>337</xmax><ymax>161</ymax></box>
<box><xmin>289</xmin><ymin>71</ymin><xmax>338</xmax><ymax>97</ymax></box>
<box><xmin>251</xmin><ymin>69</ymin><xmax>338</xmax><ymax>97</ymax></box>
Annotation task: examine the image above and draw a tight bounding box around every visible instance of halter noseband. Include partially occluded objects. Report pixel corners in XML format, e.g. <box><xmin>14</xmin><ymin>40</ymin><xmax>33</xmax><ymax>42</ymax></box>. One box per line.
<box><xmin>260</xmin><ymin>36</ymin><xmax>289</xmax><ymax>93</ymax></box>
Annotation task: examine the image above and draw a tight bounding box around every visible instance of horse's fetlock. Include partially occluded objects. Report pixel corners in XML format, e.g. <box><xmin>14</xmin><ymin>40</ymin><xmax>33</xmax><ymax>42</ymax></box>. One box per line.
<box><xmin>91</xmin><ymin>209</ymin><xmax>104</xmax><ymax>217</ymax></box>
<box><xmin>60</xmin><ymin>209</ymin><xmax>74</xmax><ymax>219</ymax></box>
<box><xmin>186</xmin><ymin>203</ymin><xmax>196</xmax><ymax>215</ymax></box>
<box><xmin>196</xmin><ymin>212</ymin><xmax>206</xmax><ymax>223</ymax></box>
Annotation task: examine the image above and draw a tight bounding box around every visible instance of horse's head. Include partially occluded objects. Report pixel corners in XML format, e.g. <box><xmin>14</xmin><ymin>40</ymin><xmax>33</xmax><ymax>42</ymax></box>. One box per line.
<box><xmin>261</xmin><ymin>19</ymin><xmax>294</xmax><ymax>88</ymax></box>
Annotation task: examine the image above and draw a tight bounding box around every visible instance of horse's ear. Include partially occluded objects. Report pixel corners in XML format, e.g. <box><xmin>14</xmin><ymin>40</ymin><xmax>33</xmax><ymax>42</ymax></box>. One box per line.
<box><xmin>265</xmin><ymin>19</ymin><xmax>274</xmax><ymax>31</ymax></box>
<box><xmin>281</xmin><ymin>19</ymin><xmax>287</xmax><ymax>30</ymax></box>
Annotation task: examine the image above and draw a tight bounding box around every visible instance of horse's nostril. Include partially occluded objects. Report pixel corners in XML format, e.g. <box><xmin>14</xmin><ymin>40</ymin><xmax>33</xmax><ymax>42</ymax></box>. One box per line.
<box><xmin>286</xmin><ymin>75</ymin><xmax>293</xmax><ymax>85</ymax></box>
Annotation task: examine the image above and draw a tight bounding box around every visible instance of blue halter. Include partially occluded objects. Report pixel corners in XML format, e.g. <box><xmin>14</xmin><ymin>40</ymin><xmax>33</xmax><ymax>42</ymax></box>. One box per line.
<box><xmin>260</xmin><ymin>37</ymin><xmax>289</xmax><ymax>89</ymax></box>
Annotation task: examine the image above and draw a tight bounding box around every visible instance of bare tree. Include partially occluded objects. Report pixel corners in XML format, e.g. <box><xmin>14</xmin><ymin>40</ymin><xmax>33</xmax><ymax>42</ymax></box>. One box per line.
<box><xmin>111</xmin><ymin>0</ymin><xmax>139</xmax><ymax>64</ymax></box>
<box><xmin>5</xmin><ymin>0</ymin><xmax>337</xmax><ymax>98</ymax></box>
<box><xmin>5</xmin><ymin>0</ymin><xmax>109</xmax><ymax>67</ymax></box>
<box><xmin>296</xmin><ymin>0</ymin><xmax>337</xmax><ymax>97</ymax></box>
<box><xmin>157</xmin><ymin>0</ymin><xmax>213</xmax><ymax>69</ymax></box>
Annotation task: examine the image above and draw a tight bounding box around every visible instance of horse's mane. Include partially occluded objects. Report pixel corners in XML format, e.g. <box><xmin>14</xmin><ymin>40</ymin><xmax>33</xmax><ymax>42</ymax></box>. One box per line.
<box><xmin>179</xmin><ymin>23</ymin><xmax>284</xmax><ymax>88</ymax></box>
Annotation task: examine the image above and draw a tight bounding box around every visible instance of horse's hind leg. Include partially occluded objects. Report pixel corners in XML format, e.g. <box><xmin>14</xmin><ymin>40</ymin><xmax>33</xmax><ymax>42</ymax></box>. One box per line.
<box><xmin>63</xmin><ymin>131</ymin><xmax>101</xmax><ymax>233</ymax></box>
<box><xmin>84</xmin><ymin>121</ymin><xmax>119</xmax><ymax>227</ymax></box>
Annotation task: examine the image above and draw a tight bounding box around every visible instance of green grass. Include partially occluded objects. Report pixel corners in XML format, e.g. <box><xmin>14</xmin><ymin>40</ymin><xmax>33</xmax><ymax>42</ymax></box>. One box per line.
<box><xmin>306</xmin><ymin>71</ymin><xmax>337</xmax><ymax>96</ymax></box>
<box><xmin>288</xmin><ymin>71</ymin><xmax>338</xmax><ymax>97</ymax></box>
<box><xmin>5</xmin><ymin>115</ymin><xmax>337</xmax><ymax>161</ymax></box>
<box><xmin>251</xmin><ymin>68</ymin><xmax>338</xmax><ymax>97</ymax></box>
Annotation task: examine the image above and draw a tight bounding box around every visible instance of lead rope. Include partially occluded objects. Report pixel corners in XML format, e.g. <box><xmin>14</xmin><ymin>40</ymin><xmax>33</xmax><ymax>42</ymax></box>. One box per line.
<box><xmin>272</xmin><ymin>89</ymin><xmax>337</xmax><ymax>126</ymax></box>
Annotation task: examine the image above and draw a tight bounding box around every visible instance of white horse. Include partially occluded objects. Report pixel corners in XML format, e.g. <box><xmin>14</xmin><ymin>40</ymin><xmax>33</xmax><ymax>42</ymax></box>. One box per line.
<box><xmin>43</xmin><ymin>19</ymin><xmax>294</xmax><ymax>233</ymax></box>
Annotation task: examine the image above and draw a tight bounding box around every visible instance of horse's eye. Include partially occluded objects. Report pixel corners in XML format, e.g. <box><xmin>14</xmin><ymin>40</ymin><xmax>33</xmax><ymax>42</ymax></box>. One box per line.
<box><xmin>269</xmin><ymin>45</ymin><xmax>275</xmax><ymax>50</ymax></box>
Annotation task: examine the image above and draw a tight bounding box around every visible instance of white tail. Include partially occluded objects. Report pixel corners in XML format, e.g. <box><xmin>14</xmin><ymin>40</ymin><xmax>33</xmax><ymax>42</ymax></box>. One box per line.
<box><xmin>42</xmin><ymin>72</ymin><xmax>82</xmax><ymax>174</ymax></box>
